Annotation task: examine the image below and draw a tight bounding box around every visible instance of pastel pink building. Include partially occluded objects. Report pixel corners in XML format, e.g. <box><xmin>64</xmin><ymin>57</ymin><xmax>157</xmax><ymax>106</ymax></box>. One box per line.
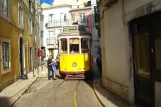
<box><xmin>69</xmin><ymin>7</ymin><xmax>92</xmax><ymax>33</ymax></box>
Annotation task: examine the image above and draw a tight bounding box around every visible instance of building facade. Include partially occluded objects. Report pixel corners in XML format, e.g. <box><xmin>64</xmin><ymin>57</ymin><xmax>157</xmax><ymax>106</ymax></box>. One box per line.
<box><xmin>41</xmin><ymin>3</ymin><xmax>72</xmax><ymax>60</ymax></box>
<box><xmin>0</xmin><ymin>0</ymin><xmax>40</xmax><ymax>91</ymax></box>
<box><xmin>69</xmin><ymin>7</ymin><xmax>92</xmax><ymax>33</ymax></box>
<box><xmin>98</xmin><ymin>0</ymin><xmax>161</xmax><ymax>107</ymax></box>
<box><xmin>53</xmin><ymin>0</ymin><xmax>90</xmax><ymax>8</ymax></box>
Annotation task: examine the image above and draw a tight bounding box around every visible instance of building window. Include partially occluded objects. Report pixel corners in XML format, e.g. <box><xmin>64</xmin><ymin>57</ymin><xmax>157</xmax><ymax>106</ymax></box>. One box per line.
<box><xmin>18</xmin><ymin>5</ymin><xmax>24</xmax><ymax>28</ymax></box>
<box><xmin>28</xmin><ymin>18</ymin><xmax>32</xmax><ymax>34</ymax></box>
<box><xmin>1</xmin><ymin>0</ymin><xmax>8</xmax><ymax>16</ymax></box>
<box><xmin>64</xmin><ymin>14</ymin><xmax>67</xmax><ymax>21</ymax></box>
<box><xmin>72</xmin><ymin>14</ymin><xmax>75</xmax><ymax>22</ymax></box>
<box><xmin>40</xmin><ymin>15</ymin><xmax>44</xmax><ymax>21</ymax></box>
<box><xmin>1</xmin><ymin>38</ymin><xmax>11</xmax><ymax>73</ymax></box>
<box><xmin>48</xmin><ymin>14</ymin><xmax>55</xmax><ymax>23</ymax></box>
<box><xmin>29</xmin><ymin>0</ymin><xmax>32</xmax><ymax>10</ymax></box>
<box><xmin>79</xmin><ymin>13</ymin><xmax>86</xmax><ymax>24</ymax></box>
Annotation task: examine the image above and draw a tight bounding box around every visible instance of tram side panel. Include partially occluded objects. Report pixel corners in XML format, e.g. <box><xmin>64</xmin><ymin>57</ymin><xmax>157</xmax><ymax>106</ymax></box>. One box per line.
<box><xmin>59</xmin><ymin>54</ymin><xmax>90</xmax><ymax>74</ymax></box>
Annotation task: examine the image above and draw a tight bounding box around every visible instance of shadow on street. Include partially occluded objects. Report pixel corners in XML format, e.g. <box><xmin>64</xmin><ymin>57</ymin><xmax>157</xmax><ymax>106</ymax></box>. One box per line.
<box><xmin>0</xmin><ymin>97</ymin><xmax>10</xmax><ymax>107</ymax></box>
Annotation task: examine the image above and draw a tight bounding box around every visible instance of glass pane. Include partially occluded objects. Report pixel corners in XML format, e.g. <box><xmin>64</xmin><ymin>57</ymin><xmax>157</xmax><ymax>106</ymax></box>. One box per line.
<box><xmin>2</xmin><ymin>42</ymin><xmax>9</xmax><ymax>69</ymax></box>
<box><xmin>69</xmin><ymin>38</ymin><xmax>79</xmax><ymax>53</ymax></box>
<box><xmin>155</xmin><ymin>39</ymin><xmax>161</xmax><ymax>70</ymax></box>
<box><xmin>134</xmin><ymin>33</ymin><xmax>150</xmax><ymax>78</ymax></box>
<box><xmin>2</xmin><ymin>0</ymin><xmax>8</xmax><ymax>16</ymax></box>
<box><xmin>60</xmin><ymin>38</ymin><xmax>67</xmax><ymax>54</ymax></box>
<box><xmin>81</xmin><ymin>38</ymin><xmax>89</xmax><ymax>53</ymax></box>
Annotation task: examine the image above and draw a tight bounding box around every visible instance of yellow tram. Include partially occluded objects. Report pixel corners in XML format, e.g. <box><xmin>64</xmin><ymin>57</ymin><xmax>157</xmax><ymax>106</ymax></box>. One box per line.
<box><xmin>58</xmin><ymin>25</ymin><xmax>91</xmax><ymax>79</ymax></box>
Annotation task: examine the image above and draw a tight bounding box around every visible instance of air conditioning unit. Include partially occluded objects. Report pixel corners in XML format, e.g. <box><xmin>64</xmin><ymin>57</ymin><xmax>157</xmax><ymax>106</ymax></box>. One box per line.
<box><xmin>100</xmin><ymin>0</ymin><xmax>118</xmax><ymax>7</ymax></box>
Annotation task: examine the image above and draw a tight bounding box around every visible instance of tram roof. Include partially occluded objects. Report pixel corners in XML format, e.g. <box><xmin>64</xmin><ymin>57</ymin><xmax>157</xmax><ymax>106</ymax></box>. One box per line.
<box><xmin>58</xmin><ymin>30</ymin><xmax>92</xmax><ymax>37</ymax></box>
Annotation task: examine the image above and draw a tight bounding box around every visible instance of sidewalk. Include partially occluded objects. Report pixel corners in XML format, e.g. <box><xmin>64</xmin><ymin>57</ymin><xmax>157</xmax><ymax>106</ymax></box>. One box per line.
<box><xmin>0</xmin><ymin>65</ymin><xmax>47</xmax><ymax>107</ymax></box>
<box><xmin>93</xmin><ymin>70</ymin><xmax>132</xmax><ymax>107</ymax></box>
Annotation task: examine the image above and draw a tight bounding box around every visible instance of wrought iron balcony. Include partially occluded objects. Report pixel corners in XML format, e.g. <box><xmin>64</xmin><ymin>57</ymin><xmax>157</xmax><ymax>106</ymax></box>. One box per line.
<box><xmin>46</xmin><ymin>37</ymin><xmax>58</xmax><ymax>45</ymax></box>
<box><xmin>45</xmin><ymin>19</ymin><xmax>69</xmax><ymax>28</ymax></box>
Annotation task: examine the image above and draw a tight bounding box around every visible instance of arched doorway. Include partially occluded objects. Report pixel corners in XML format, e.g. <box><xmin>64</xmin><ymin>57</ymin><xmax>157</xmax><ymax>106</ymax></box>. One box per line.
<box><xmin>19</xmin><ymin>37</ymin><xmax>24</xmax><ymax>77</ymax></box>
<box><xmin>19</xmin><ymin>36</ymin><xmax>26</xmax><ymax>78</ymax></box>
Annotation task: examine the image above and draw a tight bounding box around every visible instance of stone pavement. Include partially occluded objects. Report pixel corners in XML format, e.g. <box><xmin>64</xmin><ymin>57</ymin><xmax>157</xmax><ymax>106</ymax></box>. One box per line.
<box><xmin>0</xmin><ymin>64</ymin><xmax>47</xmax><ymax>107</ymax></box>
<box><xmin>93</xmin><ymin>70</ymin><xmax>133</xmax><ymax>107</ymax></box>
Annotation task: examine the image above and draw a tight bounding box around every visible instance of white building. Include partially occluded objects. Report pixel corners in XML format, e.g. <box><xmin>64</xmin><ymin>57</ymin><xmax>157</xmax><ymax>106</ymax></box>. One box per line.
<box><xmin>40</xmin><ymin>3</ymin><xmax>72</xmax><ymax>60</ymax></box>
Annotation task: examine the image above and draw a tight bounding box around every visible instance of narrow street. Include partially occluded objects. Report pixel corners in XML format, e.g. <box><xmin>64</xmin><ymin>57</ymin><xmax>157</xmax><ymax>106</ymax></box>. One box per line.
<box><xmin>12</xmin><ymin>75</ymin><xmax>103</xmax><ymax>107</ymax></box>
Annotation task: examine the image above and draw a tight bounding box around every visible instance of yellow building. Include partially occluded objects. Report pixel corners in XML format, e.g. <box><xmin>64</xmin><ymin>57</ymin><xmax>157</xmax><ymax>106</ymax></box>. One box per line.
<box><xmin>0</xmin><ymin>0</ymin><xmax>41</xmax><ymax>91</ymax></box>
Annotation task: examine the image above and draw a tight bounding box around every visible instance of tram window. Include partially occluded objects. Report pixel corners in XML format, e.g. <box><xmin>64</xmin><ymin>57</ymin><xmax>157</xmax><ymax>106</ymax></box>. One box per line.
<box><xmin>60</xmin><ymin>38</ymin><xmax>67</xmax><ymax>53</ymax></box>
<box><xmin>69</xmin><ymin>38</ymin><xmax>79</xmax><ymax>53</ymax></box>
<box><xmin>81</xmin><ymin>38</ymin><xmax>89</xmax><ymax>53</ymax></box>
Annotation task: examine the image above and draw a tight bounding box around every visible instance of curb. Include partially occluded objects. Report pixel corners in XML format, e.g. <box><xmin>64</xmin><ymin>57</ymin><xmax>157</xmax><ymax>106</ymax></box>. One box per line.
<box><xmin>10</xmin><ymin>76</ymin><xmax>39</xmax><ymax>106</ymax></box>
<box><xmin>93</xmin><ymin>69</ymin><xmax>106</xmax><ymax>107</ymax></box>
<box><xmin>93</xmin><ymin>82</ymin><xmax>106</xmax><ymax>107</ymax></box>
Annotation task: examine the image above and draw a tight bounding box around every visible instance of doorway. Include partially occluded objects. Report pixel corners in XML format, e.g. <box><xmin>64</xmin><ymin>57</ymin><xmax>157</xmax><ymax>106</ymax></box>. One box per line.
<box><xmin>29</xmin><ymin>47</ymin><xmax>33</xmax><ymax>71</ymax></box>
<box><xmin>19</xmin><ymin>37</ymin><xmax>24</xmax><ymax>77</ymax></box>
<box><xmin>131</xmin><ymin>11</ymin><xmax>161</xmax><ymax>107</ymax></box>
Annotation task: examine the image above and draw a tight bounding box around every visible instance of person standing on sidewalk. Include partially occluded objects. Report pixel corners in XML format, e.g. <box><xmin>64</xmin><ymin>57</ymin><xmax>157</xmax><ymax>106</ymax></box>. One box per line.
<box><xmin>96</xmin><ymin>52</ymin><xmax>102</xmax><ymax>74</ymax></box>
<box><xmin>52</xmin><ymin>59</ymin><xmax>57</xmax><ymax>80</ymax></box>
<box><xmin>47</xmin><ymin>54</ymin><xmax>54</xmax><ymax>80</ymax></box>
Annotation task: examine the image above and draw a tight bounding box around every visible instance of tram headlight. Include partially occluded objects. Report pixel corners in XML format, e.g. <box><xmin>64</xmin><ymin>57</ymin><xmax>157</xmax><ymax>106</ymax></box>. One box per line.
<box><xmin>72</xmin><ymin>62</ymin><xmax>77</xmax><ymax>67</ymax></box>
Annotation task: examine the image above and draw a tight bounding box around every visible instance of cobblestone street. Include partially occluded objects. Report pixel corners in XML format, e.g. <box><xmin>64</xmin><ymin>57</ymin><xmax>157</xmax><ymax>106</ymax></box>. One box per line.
<box><xmin>12</xmin><ymin>75</ymin><xmax>103</xmax><ymax>107</ymax></box>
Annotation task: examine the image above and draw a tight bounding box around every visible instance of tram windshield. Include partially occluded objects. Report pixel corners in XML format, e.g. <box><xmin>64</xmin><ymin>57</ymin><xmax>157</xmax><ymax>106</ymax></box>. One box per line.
<box><xmin>59</xmin><ymin>37</ymin><xmax>90</xmax><ymax>54</ymax></box>
<box><xmin>70</xmin><ymin>38</ymin><xmax>79</xmax><ymax>53</ymax></box>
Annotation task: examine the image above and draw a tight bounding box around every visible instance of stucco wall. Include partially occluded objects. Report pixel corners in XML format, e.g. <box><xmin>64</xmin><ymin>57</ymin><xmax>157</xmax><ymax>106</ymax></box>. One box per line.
<box><xmin>101</xmin><ymin>0</ymin><xmax>133</xmax><ymax>103</ymax></box>
<box><xmin>101</xmin><ymin>0</ymin><xmax>161</xmax><ymax>105</ymax></box>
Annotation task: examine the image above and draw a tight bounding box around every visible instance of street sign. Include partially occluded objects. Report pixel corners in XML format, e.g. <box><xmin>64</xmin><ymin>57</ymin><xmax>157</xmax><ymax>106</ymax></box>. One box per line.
<box><xmin>62</xmin><ymin>25</ymin><xmax>78</xmax><ymax>32</ymax></box>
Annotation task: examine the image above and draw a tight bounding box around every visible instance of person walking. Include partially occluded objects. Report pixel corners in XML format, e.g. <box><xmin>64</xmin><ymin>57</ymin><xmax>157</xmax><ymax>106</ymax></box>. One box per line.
<box><xmin>47</xmin><ymin>54</ymin><xmax>54</xmax><ymax>80</ymax></box>
<box><xmin>52</xmin><ymin>60</ymin><xmax>57</xmax><ymax>80</ymax></box>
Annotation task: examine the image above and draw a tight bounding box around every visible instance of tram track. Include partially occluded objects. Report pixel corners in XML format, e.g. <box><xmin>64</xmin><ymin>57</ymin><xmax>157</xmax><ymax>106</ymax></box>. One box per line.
<box><xmin>43</xmin><ymin>80</ymin><xmax>66</xmax><ymax>107</ymax></box>
<box><xmin>43</xmin><ymin>80</ymin><xmax>81</xmax><ymax>107</ymax></box>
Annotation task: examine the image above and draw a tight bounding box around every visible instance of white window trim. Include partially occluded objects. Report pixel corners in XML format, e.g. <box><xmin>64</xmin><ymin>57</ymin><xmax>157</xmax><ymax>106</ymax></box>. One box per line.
<box><xmin>0</xmin><ymin>0</ymin><xmax>10</xmax><ymax>21</ymax></box>
<box><xmin>18</xmin><ymin>2</ymin><xmax>24</xmax><ymax>29</ymax></box>
<box><xmin>1</xmin><ymin>38</ymin><xmax>11</xmax><ymax>74</ymax></box>
<box><xmin>28</xmin><ymin>17</ymin><xmax>33</xmax><ymax>35</ymax></box>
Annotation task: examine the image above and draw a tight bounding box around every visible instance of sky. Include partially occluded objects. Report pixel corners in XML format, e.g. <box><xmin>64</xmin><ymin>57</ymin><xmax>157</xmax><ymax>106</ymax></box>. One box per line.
<box><xmin>40</xmin><ymin>0</ymin><xmax>54</xmax><ymax>5</ymax></box>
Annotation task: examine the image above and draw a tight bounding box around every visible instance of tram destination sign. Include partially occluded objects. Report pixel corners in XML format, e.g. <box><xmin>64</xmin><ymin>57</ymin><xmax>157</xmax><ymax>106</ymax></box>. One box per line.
<box><xmin>62</xmin><ymin>25</ymin><xmax>78</xmax><ymax>32</ymax></box>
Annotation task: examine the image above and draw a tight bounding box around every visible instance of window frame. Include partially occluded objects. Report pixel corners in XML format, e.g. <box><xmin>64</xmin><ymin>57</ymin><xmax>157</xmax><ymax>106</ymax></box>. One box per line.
<box><xmin>28</xmin><ymin>18</ymin><xmax>33</xmax><ymax>35</ymax></box>
<box><xmin>79</xmin><ymin>13</ymin><xmax>86</xmax><ymax>24</ymax></box>
<box><xmin>1</xmin><ymin>38</ymin><xmax>11</xmax><ymax>74</ymax></box>
<box><xmin>72</xmin><ymin>14</ymin><xmax>75</xmax><ymax>22</ymax></box>
<box><xmin>18</xmin><ymin>2</ymin><xmax>24</xmax><ymax>29</ymax></box>
<box><xmin>0</xmin><ymin>0</ymin><xmax>10</xmax><ymax>21</ymax></box>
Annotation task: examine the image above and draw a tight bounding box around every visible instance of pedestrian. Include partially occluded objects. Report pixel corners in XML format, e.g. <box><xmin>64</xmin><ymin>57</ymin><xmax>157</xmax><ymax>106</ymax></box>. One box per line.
<box><xmin>52</xmin><ymin>60</ymin><xmax>57</xmax><ymax>80</ymax></box>
<box><xmin>55</xmin><ymin>56</ymin><xmax>60</xmax><ymax>77</ymax></box>
<box><xmin>47</xmin><ymin>54</ymin><xmax>54</xmax><ymax>80</ymax></box>
<box><xmin>96</xmin><ymin>52</ymin><xmax>102</xmax><ymax>73</ymax></box>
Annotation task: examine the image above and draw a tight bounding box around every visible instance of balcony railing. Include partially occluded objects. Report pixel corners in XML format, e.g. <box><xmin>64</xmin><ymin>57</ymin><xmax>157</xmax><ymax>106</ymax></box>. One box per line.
<box><xmin>45</xmin><ymin>19</ymin><xmax>69</xmax><ymax>28</ymax></box>
<box><xmin>46</xmin><ymin>37</ymin><xmax>58</xmax><ymax>45</ymax></box>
